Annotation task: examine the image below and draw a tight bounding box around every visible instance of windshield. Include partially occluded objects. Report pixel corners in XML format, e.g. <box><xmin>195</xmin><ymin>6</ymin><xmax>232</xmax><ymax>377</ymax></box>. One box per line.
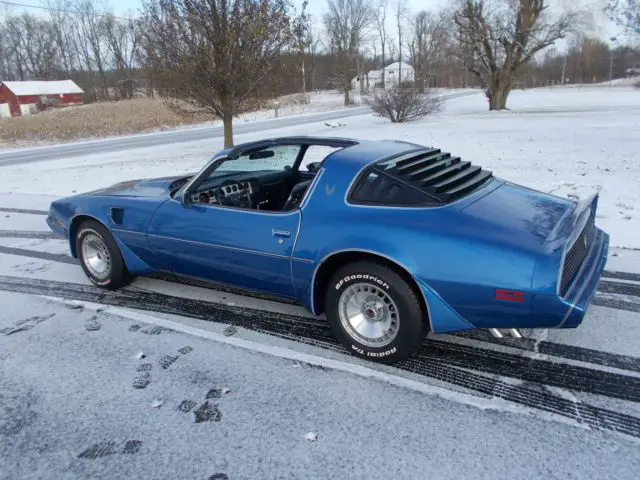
<box><xmin>213</xmin><ymin>144</ymin><xmax>301</xmax><ymax>176</ymax></box>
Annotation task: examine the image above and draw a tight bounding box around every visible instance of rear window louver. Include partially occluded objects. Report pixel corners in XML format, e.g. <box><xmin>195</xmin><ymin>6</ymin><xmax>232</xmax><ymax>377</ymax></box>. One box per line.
<box><xmin>374</xmin><ymin>148</ymin><xmax>493</xmax><ymax>204</ymax></box>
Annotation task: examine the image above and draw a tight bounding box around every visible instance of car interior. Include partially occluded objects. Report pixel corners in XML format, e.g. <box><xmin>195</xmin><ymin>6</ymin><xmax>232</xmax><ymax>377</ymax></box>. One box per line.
<box><xmin>187</xmin><ymin>143</ymin><xmax>341</xmax><ymax>212</ymax></box>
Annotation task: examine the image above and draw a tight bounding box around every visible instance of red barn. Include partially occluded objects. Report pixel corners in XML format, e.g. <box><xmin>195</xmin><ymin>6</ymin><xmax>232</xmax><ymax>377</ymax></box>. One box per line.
<box><xmin>0</xmin><ymin>80</ymin><xmax>84</xmax><ymax>118</ymax></box>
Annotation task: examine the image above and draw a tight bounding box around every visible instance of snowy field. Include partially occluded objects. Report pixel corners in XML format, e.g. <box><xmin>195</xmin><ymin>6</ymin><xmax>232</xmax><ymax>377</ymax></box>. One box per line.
<box><xmin>1</xmin><ymin>86</ymin><xmax>640</xmax><ymax>479</ymax></box>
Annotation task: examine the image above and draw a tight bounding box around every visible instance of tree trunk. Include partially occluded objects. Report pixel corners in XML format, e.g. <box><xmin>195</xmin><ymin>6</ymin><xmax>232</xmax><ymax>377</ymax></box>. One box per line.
<box><xmin>488</xmin><ymin>81</ymin><xmax>511</xmax><ymax>110</ymax></box>
<box><xmin>301</xmin><ymin>58</ymin><xmax>306</xmax><ymax>96</ymax></box>
<box><xmin>223</xmin><ymin>109</ymin><xmax>234</xmax><ymax>147</ymax></box>
<box><xmin>417</xmin><ymin>64</ymin><xmax>425</xmax><ymax>93</ymax></box>
<box><xmin>343</xmin><ymin>64</ymin><xmax>351</xmax><ymax>106</ymax></box>
<box><xmin>343</xmin><ymin>84</ymin><xmax>350</xmax><ymax>106</ymax></box>
<box><xmin>381</xmin><ymin>47</ymin><xmax>385</xmax><ymax>88</ymax></box>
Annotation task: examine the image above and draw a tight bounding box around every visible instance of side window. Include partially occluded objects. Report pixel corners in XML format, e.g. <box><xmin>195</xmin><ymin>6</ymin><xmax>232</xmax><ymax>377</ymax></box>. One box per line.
<box><xmin>350</xmin><ymin>170</ymin><xmax>431</xmax><ymax>206</ymax></box>
<box><xmin>299</xmin><ymin>145</ymin><xmax>342</xmax><ymax>172</ymax></box>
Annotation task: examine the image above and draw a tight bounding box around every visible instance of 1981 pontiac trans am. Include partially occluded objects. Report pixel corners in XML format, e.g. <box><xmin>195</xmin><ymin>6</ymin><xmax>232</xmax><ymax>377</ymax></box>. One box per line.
<box><xmin>47</xmin><ymin>136</ymin><xmax>609</xmax><ymax>363</ymax></box>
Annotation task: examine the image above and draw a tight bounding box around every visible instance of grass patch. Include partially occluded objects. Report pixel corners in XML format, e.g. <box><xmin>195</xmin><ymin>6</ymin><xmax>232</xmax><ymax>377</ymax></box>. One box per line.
<box><xmin>0</xmin><ymin>98</ymin><xmax>217</xmax><ymax>145</ymax></box>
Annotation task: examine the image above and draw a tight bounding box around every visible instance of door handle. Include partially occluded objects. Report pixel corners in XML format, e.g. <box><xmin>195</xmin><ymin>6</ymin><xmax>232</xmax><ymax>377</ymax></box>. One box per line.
<box><xmin>272</xmin><ymin>229</ymin><xmax>291</xmax><ymax>238</ymax></box>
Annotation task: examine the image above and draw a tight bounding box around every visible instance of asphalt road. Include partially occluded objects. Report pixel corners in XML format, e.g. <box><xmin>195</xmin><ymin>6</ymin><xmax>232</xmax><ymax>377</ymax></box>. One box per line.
<box><xmin>0</xmin><ymin>91</ymin><xmax>478</xmax><ymax>167</ymax></box>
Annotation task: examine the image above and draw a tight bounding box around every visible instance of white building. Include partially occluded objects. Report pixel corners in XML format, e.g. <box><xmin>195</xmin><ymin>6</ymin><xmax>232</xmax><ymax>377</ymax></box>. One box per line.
<box><xmin>351</xmin><ymin>62</ymin><xmax>415</xmax><ymax>90</ymax></box>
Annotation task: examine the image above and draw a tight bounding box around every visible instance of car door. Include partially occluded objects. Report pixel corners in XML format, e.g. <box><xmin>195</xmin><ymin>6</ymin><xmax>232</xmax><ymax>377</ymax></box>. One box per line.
<box><xmin>147</xmin><ymin>199</ymin><xmax>300</xmax><ymax>298</ymax></box>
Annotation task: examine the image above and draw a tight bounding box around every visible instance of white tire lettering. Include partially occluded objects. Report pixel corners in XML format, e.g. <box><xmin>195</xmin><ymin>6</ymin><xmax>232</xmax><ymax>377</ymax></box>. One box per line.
<box><xmin>335</xmin><ymin>273</ymin><xmax>390</xmax><ymax>290</ymax></box>
<box><xmin>352</xmin><ymin>345</ymin><xmax>397</xmax><ymax>358</ymax></box>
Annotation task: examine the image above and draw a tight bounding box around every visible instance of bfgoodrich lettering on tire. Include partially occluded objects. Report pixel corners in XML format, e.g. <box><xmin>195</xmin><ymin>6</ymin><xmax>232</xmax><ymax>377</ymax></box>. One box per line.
<box><xmin>324</xmin><ymin>260</ymin><xmax>427</xmax><ymax>363</ymax></box>
<box><xmin>75</xmin><ymin>219</ymin><xmax>132</xmax><ymax>290</ymax></box>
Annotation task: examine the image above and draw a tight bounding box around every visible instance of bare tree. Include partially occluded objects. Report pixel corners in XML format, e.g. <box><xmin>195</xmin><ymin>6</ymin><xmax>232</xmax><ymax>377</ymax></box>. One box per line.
<box><xmin>102</xmin><ymin>14</ymin><xmax>139</xmax><ymax>98</ymax></box>
<box><xmin>45</xmin><ymin>0</ymin><xmax>80</xmax><ymax>77</ymax></box>
<box><xmin>374</xmin><ymin>0</ymin><xmax>389</xmax><ymax>86</ymax></box>
<box><xmin>606</xmin><ymin>0</ymin><xmax>640</xmax><ymax>34</ymax></box>
<box><xmin>453</xmin><ymin>0</ymin><xmax>577</xmax><ymax>110</ymax></box>
<box><xmin>293</xmin><ymin>2</ymin><xmax>311</xmax><ymax>98</ymax></box>
<box><xmin>323</xmin><ymin>0</ymin><xmax>374</xmax><ymax>105</ymax></box>
<box><xmin>73</xmin><ymin>0</ymin><xmax>112</xmax><ymax>101</ymax></box>
<box><xmin>409</xmin><ymin>10</ymin><xmax>449</xmax><ymax>92</ymax></box>
<box><xmin>139</xmin><ymin>0</ymin><xmax>306</xmax><ymax>147</ymax></box>
<box><xmin>395</xmin><ymin>0</ymin><xmax>409</xmax><ymax>84</ymax></box>
<box><xmin>364</xmin><ymin>83</ymin><xmax>441</xmax><ymax>121</ymax></box>
<box><xmin>306</xmin><ymin>29</ymin><xmax>322</xmax><ymax>92</ymax></box>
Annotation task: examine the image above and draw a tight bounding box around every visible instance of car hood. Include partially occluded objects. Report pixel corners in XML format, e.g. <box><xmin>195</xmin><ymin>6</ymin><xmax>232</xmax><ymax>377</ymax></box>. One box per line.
<box><xmin>86</xmin><ymin>174</ymin><xmax>193</xmax><ymax>198</ymax></box>
<box><xmin>458</xmin><ymin>181</ymin><xmax>576</xmax><ymax>253</ymax></box>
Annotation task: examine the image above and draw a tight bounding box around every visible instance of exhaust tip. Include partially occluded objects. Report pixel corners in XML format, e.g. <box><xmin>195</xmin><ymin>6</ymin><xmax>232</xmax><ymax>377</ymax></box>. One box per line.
<box><xmin>488</xmin><ymin>328</ymin><xmax>522</xmax><ymax>339</ymax></box>
<box><xmin>488</xmin><ymin>328</ymin><xmax>504</xmax><ymax>338</ymax></box>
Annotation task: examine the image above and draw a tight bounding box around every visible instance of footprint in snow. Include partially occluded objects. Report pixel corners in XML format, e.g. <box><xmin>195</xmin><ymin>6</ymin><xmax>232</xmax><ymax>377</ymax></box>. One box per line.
<box><xmin>85</xmin><ymin>316</ymin><xmax>101</xmax><ymax>331</ymax></box>
<box><xmin>159</xmin><ymin>355</ymin><xmax>178</xmax><ymax>369</ymax></box>
<box><xmin>137</xmin><ymin>363</ymin><xmax>152</xmax><ymax>372</ymax></box>
<box><xmin>177</xmin><ymin>400</ymin><xmax>198</xmax><ymax>412</ymax></box>
<box><xmin>78</xmin><ymin>440</ymin><xmax>142</xmax><ymax>459</ymax></box>
<box><xmin>132</xmin><ymin>372</ymin><xmax>151</xmax><ymax>389</ymax></box>
<box><xmin>208</xmin><ymin>474</ymin><xmax>229</xmax><ymax>480</ymax></box>
<box><xmin>223</xmin><ymin>325</ymin><xmax>237</xmax><ymax>337</ymax></box>
<box><xmin>194</xmin><ymin>402</ymin><xmax>222</xmax><ymax>423</ymax></box>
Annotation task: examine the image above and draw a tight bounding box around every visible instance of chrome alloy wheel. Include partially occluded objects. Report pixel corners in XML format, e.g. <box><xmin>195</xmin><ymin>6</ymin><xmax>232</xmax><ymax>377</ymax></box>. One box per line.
<box><xmin>81</xmin><ymin>232</ymin><xmax>112</xmax><ymax>280</ymax></box>
<box><xmin>338</xmin><ymin>282</ymin><xmax>400</xmax><ymax>348</ymax></box>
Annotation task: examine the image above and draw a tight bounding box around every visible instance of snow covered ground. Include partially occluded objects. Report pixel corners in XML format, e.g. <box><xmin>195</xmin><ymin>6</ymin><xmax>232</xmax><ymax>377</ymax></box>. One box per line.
<box><xmin>1</xmin><ymin>85</ymin><xmax>640</xmax><ymax>479</ymax></box>
<box><xmin>1</xmin><ymin>292</ymin><xmax>640</xmax><ymax>480</ymax></box>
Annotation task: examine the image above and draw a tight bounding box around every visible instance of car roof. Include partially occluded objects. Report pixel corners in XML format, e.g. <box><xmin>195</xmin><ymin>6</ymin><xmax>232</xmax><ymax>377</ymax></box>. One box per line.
<box><xmin>222</xmin><ymin>135</ymin><xmax>426</xmax><ymax>170</ymax></box>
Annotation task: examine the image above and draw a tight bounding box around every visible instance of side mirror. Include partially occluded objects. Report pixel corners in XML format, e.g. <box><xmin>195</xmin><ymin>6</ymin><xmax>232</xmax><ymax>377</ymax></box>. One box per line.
<box><xmin>174</xmin><ymin>190</ymin><xmax>191</xmax><ymax>206</ymax></box>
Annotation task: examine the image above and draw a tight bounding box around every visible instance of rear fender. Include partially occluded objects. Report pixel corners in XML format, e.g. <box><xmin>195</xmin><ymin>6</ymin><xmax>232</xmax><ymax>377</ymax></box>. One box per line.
<box><xmin>416</xmin><ymin>278</ymin><xmax>476</xmax><ymax>333</ymax></box>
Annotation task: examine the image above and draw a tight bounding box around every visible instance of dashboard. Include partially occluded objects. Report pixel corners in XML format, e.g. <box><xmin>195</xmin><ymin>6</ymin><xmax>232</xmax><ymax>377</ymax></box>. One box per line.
<box><xmin>190</xmin><ymin>180</ymin><xmax>255</xmax><ymax>206</ymax></box>
<box><xmin>187</xmin><ymin>170</ymin><xmax>315</xmax><ymax>211</ymax></box>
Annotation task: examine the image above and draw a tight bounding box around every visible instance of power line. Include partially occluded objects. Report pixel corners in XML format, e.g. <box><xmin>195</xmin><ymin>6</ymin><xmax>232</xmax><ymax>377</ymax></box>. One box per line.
<box><xmin>0</xmin><ymin>1</ymin><xmax>134</xmax><ymax>21</ymax></box>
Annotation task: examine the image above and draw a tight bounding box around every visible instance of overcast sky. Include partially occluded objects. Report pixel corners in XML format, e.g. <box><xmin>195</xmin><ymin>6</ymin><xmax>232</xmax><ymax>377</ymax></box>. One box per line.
<box><xmin>3</xmin><ymin>0</ymin><xmax>624</xmax><ymax>47</ymax></box>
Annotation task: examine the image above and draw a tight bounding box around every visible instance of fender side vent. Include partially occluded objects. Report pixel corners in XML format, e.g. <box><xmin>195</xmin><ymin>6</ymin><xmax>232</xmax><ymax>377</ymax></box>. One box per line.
<box><xmin>110</xmin><ymin>208</ymin><xmax>125</xmax><ymax>225</ymax></box>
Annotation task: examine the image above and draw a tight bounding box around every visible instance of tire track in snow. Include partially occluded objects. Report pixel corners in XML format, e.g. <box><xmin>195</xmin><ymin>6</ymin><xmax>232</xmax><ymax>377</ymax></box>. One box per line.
<box><xmin>1</xmin><ymin>274</ymin><xmax>640</xmax><ymax>440</ymax></box>
<box><xmin>0</xmin><ymin>231</ymin><xmax>57</xmax><ymax>239</ymax></box>
<box><xmin>603</xmin><ymin>270</ymin><xmax>640</xmax><ymax>283</ymax></box>
<box><xmin>599</xmin><ymin>280</ymin><xmax>640</xmax><ymax>297</ymax></box>
<box><xmin>420</xmin><ymin>340</ymin><xmax>640</xmax><ymax>403</ymax></box>
<box><xmin>457</xmin><ymin>329</ymin><xmax>640</xmax><ymax>373</ymax></box>
<box><xmin>0</xmin><ymin>207</ymin><xmax>48</xmax><ymax>215</ymax></box>
<box><xmin>2</xmin><ymin>244</ymin><xmax>640</xmax><ymax>374</ymax></box>
<box><xmin>0</xmin><ymin>245</ymin><xmax>77</xmax><ymax>264</ymax></box>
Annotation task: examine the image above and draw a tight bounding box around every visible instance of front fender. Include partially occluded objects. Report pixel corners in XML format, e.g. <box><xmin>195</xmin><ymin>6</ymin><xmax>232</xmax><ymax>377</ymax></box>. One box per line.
<box><xmin>52</xmin><ymin>194</ymin><xmax>164</xmax><ymax>276</ymax></box>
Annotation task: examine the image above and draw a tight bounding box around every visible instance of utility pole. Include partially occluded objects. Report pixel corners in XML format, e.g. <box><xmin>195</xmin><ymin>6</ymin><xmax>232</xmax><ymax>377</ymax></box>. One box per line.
<box><xmin>609</xmin><ymin>36</ymin><xmax>617</xmax><ymax>86</ymax></box>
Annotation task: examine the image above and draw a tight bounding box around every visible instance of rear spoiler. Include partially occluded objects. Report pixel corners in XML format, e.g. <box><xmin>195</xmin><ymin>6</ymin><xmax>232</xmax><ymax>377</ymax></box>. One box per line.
<box><xmin>545</xmin><ymin>193</ymin><xmax>599</xmax><ymax>245</ymax></box>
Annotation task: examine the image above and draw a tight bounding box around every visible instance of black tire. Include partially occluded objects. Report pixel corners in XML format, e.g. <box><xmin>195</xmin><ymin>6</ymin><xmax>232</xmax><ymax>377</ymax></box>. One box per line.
<box><xmin>324</xmin><ymin>261</ymin><xmax>427</xmax><ymax>363</ymax></box>
<box><xmin>75</xmin><ymin>220</ymin><xmax>132</xmax><ymax>290</ymax></box>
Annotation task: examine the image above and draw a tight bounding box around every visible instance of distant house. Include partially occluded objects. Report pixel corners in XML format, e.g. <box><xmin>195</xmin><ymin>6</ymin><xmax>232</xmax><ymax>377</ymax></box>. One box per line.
<box><xmin>351</xmin><ymin>62</ymin><xmax>416</xmax><ymax>90</ymax></box>
<box><xmin>0</xmin><ymin>80</ymin><xmax>84</xmax><ymax>118</ymax></box>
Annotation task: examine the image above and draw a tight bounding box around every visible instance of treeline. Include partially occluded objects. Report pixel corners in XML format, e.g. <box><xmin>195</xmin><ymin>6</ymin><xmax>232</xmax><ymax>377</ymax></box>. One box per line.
<box><xmin>0</xmin><ymin>0</ymin><xmax>638</xmax><ymax>107</ymax></box>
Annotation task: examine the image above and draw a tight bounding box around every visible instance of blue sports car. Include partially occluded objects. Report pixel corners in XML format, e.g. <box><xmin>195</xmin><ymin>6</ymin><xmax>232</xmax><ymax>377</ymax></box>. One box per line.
<box><xmin>47</xmin><ymin>136</ymin><xmax>609</xmax><ymax>363</ymax></box>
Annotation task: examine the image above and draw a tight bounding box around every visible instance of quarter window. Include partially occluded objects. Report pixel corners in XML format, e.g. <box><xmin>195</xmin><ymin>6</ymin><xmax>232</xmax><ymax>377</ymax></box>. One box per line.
<box><xmin>350</xmin><ymin>170</ymin><xmax>432</xmax><ymax>206</ymax></box>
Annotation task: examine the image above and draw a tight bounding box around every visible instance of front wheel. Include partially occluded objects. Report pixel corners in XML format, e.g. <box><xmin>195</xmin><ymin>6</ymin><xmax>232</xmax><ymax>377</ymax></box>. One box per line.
<box><xmin>324</xmin><ymin>261</ymin><xmax>427</xmax><ymax>363</ymax></box>
<box><xmin>76</xmin><ymin>220</ymin><xmax>132</xmax><ymax>290</ymax></box>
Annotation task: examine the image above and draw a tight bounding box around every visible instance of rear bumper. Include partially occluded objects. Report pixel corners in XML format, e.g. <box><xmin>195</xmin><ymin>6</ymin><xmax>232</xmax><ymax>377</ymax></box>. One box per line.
<box><xmin>555</xmin><ymin>227</ymin><xmax>609</xmax><ymax>328</ymax></box>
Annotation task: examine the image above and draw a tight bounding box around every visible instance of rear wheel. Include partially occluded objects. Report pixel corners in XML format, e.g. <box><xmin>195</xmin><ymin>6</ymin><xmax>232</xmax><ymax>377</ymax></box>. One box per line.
<box><xmin>75</xmin><ymin>220</ymin><xmax>131</xmax><ymax>290</ymax></box>
<box><xmin>324</xmin><ymin>261</ymin><xmax>427</xmax><ymax>363</ymax></box>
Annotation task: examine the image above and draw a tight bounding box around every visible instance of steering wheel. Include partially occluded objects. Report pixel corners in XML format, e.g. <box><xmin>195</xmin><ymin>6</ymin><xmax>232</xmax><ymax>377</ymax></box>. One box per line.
<box><xmin>216</xmin><ymin>179</ymin><xmax>238</xmax><ymax>207</ymax></box>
